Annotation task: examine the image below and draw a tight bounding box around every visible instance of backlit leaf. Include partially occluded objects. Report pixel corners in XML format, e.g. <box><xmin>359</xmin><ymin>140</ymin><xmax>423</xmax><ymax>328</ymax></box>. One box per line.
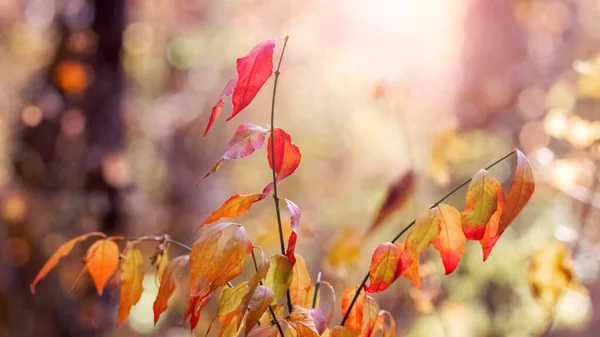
<box><xmin>117</xmin><ymin>248</ymin><xmax>145</xmax><ymax>326</ymax></box>
<box><xmin>30</xmin><ymin>232</ymin><xmax>105</xmax><ymax>293</ymax></box>
<box><xmin>85</xmin><ymin>239</ymin><xmax>120</xmax><ymax>295</ymax></box>
<box><xmin>285</xmin><ymin>199</ymin><xmax>301</xmax><ymax>264</ymax></box>
<box><xmin>228</xmin><ymin>40</ymin><xmax>276</xmax><ymax>121</ymax></box>
<box><xmin>342</xmin><ymin>286</ymin><xmax>365</xmax><ymax>331</ymax></box>
<box><xmin>374</xmin><ymin>311</ymin><xmax>396</xmax><ymax>337</ymax></box>
<box><xmin>205</xmin><ymin>75</ymin><xmax>238</xmax><ymax>136</ymax></box>
<box><xmin>481</xmin><ymin>150</ymin><xmax>535</xmax><ymax>260</ymax></box>
<box><xmin>153</xmin><ymin>255</ymin><xmax>189</xmax><ymax>324</ymax></box>
<box><xmin>461</xmin><ymin>169</ymin><xmax>504</xmax><ymax>240</ymax></box>
<box><xmin>432</xmin><ymin>204</ymin><xmax>466</xmax><ymax>274</ymax></box>
<box><xmin>264</xmin><ymin>254</ymin><xmax>293</xmax><ymax>305</ymax></box>
<box><xmin>245</xmin><ymin>285</ymin><xmax>275</xmax><ymax>333</ymax></box>
<box><xmin>265</xmin><ymin>128</ymin><xmax>301</xmax><ymax>193</ymax></box>
<box><xmin>290</xmin><ymin>254</ymin><xmax>311</xmax><ymax>307</ymax></box>
<box><xmin>201</xmin><ymin>123</ymin><xmax>269</xmax><ymax>181</ymax></box>
<box><xmin>201</xmin><ymin>193</ymin><xmax>264</xmax><ymax>226</ymax></box>
<box><xmin>218</xmin><ymin>282</ymin><xmax>249</xmax><ymax>316</ymax></box>
<box><xmin>361</xmin><ymin>296</ymin><xmax>379</xmax><ymax>337</ymax></box>
<box><xmin>369</xmin><ymin>171</ymin><xmax>414</xmax><ymax>234</ymax></box>
<box><xmin>365</xmin><ymin>243</ymin><xmax>401</xmax><ymax>293</ymax></box>
<box><xmin>286</xmin><ymin>305</ymin><xmax>320</xmax><ymax>337</ymax></box>
<box><xmin>156</xmin><ymin>250</ymin><xmax>169</xmax><ymax>284</ymax></box>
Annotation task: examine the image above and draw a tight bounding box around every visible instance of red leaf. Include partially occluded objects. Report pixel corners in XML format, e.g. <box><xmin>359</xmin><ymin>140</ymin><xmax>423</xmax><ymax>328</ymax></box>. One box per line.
<box><xmin>267</xmin><ymin>128</ymin><xmax>301</xmax><ymax>186</ymax></box>
<box><xmin>285</xmin><ymin>199</ymin><xmax>301</xmax><ymax>264</ymax></box>
<box><xmin>204</xmin><ymin>76</ymin><xmax>238</xmax><ymax>136</ymax></box>
<box><xmin>200</xmin><ymin>123</ymin><xmax>268</xmax><ymax>181</ymax></box>
<box><xmin>228</xmin><ymin>40</ymin><xmax>276</xmax><ymax>121</ymax></box>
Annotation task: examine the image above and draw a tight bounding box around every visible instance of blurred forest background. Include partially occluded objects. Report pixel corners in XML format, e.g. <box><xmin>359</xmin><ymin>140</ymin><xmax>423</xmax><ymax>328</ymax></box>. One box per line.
<box><xmin>1</xmin><ymin>0</ymin><xmax>600</xmax><ymax>336</ymax></box>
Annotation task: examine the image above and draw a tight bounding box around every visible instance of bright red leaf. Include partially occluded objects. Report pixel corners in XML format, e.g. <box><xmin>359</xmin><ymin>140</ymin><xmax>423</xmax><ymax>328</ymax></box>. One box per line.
<box><xmin>264</xmin><ymin>128</ymin><xmax>301</xmax><ymax>193</ymax></box>
<box><xmin>228</xmin><ymin>40</ymin><xmax>276</xmax><ymax>121</ymax></box>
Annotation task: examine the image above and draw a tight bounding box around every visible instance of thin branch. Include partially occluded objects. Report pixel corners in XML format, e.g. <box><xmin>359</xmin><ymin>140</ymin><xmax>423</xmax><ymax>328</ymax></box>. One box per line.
<box><xmin>341</xmin><ymin>149</ymin><xmax>517</xmax><ymax>325</ymax></box>
<box><xmin>269</xmin><ymin>35</ymin><xmax>293</xmax><ymax>314</ymax></box>
<box><xmin>311</xmin><ymin>272</ymin><xmax>322</xmax><ymax>309</ymax></box>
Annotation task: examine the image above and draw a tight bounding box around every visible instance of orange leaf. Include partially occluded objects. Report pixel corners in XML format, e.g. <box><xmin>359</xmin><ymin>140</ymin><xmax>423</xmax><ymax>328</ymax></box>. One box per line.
<box><xmin>200</xmin><ymin>123</ymin><xmax>269</xmax><ymax>181</ymax></box>
<box><xmin>398</xmin><ymin>243</ymin><xmax>420</xmax><ymax>287</ymax></box>
<box><xmin>374</xmin><ymin>311</ymin><xmax>396</xmax><ymax>337</ymax></box>
<box><xmin>30</xmin><ymin>232</ymin><xmax>105</xmax><ymax>293</ymax></box>
<box><xmin>331</xmin><ymin>326</ymin><xmax>360</xmax><ymax>337</ymax></box>
<box><xmin>481</xmin><ymin>150</ymin><xmax>535</xmax><ymax>260</ymax></box>
<box><xmin>365</xmin><ymin>243</ymin><xmax>402</xmax><ymax>293</ymax></box>
<box><xmin>201</xmin><ymin>193</ymin><xmax>264</xmax><ymax>226</ymax></box>
<box><xmin>290</xmin><ymin>254</ymin><xmax>312</xmax><ymax>307</ymax></box>
<box><xmin>286</xmin><ymin>305</ymin><xmax>321</xmax><ymax>337</ymax></box>
<box><xmin>369</xmin><ymin>171</ymin><xmax>414</xmax><ymax>234</ymax></box>
<box><xmin>153</xmin><ymin>255</ymin><xmax>189</xmax><ymax>324</ymax></box>
<box><xmin>361</xmin><ymin>296</ymin><xmax>379</xmax><ymax>337</ymax></box>
<box><xmin>85</xmin><ymin>239</ymin><xmax>120</xmax><ymax>295</ymax></box>
<box><xmin>187</xmin><ymin>224</ymin><xmax>252</xmax><ymax>329</ymax></box>
<box><xmin>245</xmin><ymin>285</ymin><xmax>275</xmax><ymax>334</ymax></box>
<box><xmin>117</xmin><ymin>248</ymin><xmax>145</xmax><ymax>326</ymax></box>
<box><xmin>432</xmin><ymin>204</ymin><xmax>466</xmax><ymax>274</ymax></box>
<box><xmin>342</xmin><ymin>286</ymin><xmax>366</xmax><ymax>331</ymax></box>
<box><xmin>461</xmin><ymin>169</ymin><xmax>504</xmax><ymax>240</ymax></box>
<box><xmin>265</xmin><ymin>128</ymin><xmax>301</xmax><ymax>191</ymax></box>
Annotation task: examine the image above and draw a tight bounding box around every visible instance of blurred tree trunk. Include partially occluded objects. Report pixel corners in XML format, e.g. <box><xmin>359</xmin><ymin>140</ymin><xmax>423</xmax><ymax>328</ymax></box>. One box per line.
<box><xmin>8</xmin><ymin>0</ymin><xmax>126</xmax><ymax>336</ymax></box>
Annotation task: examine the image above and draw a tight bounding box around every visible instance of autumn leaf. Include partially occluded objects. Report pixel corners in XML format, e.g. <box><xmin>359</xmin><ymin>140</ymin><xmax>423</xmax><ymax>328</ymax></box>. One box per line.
<box><xmin>200</xmin><ymin>123</ymin><xmax>269</xmax><ymax>181</ymax></box>
<box><xmin>187</xmin><ymin>224</ymin><xmax>252</xmax><ymax>329</ymax></box>
<box><xmin>201</xmin><ymin>193</ymin><xmax>264</xmax><ymax>226</ymax></box>
<box><xmin>264</xmin><ymin>128</ymin><xmax>301</xmax><ymax>193</ymax></box>
<box><xmin>432</xmin><ymin>204</ymin><xmax>466</xmax><ymax>274</ymax></box>
<box><xmin>247</xmin><ymin>325</ymin><xmax>279</xmax><ymax>337</ymax></box>
<box><xmin>264</xmin><ymin>254</ymin><xmax>293</xmax><ymax>305</ymax></box>
<box><xmin>365</xmin><ymin>243</ymin><xmax>401</xmax><ymax>293</ymax></box>
<box><xmin>117</xmin><ymin>248</ymin><xmax>145</xmax><ymax>326</ymax></box>
<box><xmin>342</xmin><ymin>286</ymin><xmax>366</xmax><ymax>331</ymax></box>
<box><xmin>374</xmin><ymin>311</ymin><xmax>396</xmax><ymax>337</ymax></box>
<box><xmin>528</xmin><ymin>241</ymin><xmax>586</xmax><ymax>309</ymax></box>
<box><xmin>331</xmin><ymin>326</ymin><xmax>360</xmax><ymax>337</ymax></box>
<box><xmin>286</xmin><ymin>305</ymin><xmax>321</xmax><ymax>337</ymax></box>
<box><xmin>205</xmin><ymin>75</ymin><xmax>238</xmax><ymax>136</ymax></box>
<box><xmin>228</xmin><ymin>39</ymin><xmax>276</xmax><ymax>121</ymax></box>
<box><xmin>153</xmin><ymin>255</ymin><xmax>189</xmax><ymax>324</ymax></box>
<box><xmin>30</xmin><ymin>232</ymin><xmax>105</xmax><ymax>293</ymax></box>
<box><xmin>245</xmin><ymin>285</ymin><xmax>275</xmax><ymax>333</ymax></box>
<box><xmin>324</xmin><ymin>228</ymin><xmax>363</xmax><ymax>279</ymax></box>
<box><xmin>156</xmin><ymin>250</ymin><xmax>169</xmax><ymax>284</ymax></box>
<box><xmin>361</xmin><ymin>296</ymin><xmax>379</xmax><ymax>337</ymax></box>
<box><xmin>285</xmin><ymin>199</ymin><xmax>301</xmax><ymax>264</ymax></box>
<box><xmin>481</xmin><ymin>150</ymin><xmax>535</xmax><ymax>260</ymax></box>
<box><xmin>369</xmin><ymin>171</ymin><xmax>414</xmax><ymax>234</ymax></box>
<box><xmin>317</xmin><ymin>281</ymin><xmax>336</xmax><ymax>326</ymax></box>
<box><xmin>290</xmin><ymin>254</ymin><xmax>311</xmax><ymax>307</ymax></box>
<box><xmin>218</xmin><ymin>282</ymin><xmax>249</xmax><ymax>317</ymax></box>
<box><xmin>397</xmin><ymin>243</ymin><xmax>420</xmax><ymax>287</ymax></box>
<box><xmin>85</xmin><ymin>239</ymin><xmax>120</xmax><ymax>295</ymax></box>
<box><xmin>461</xmin><ymin>169</ymin><xmax>505</xmax><ymax>240</ymax></box>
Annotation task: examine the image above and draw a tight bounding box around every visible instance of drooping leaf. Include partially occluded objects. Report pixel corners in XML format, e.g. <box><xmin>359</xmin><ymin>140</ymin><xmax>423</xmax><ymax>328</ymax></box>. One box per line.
<box><xmin>219</xmin><ymin>282</ymin><xmax>249</xmax><ymax>316</ymax></box>
<box><xmin>396</xmin><ymin>243</ymin><xmax>420</xmax><ymax>287</ymax></box>
<box><xmin>264</xmin><ymin>254</ymin><xmax>293</xmax><ymax>305</ymax></box>
<box><xmin>432</xmin><ymin>204</ymin><xmax>466</xmax><ymax>274</ymax></box>
<box><xmin>365</xmin><ymin>243</ymin><xmax>401</xmax><ymax>293</ymax></box>
<box><xmin>285</xmin><ymin>199</ymin><xmax>301</xmax><ymax>264</ymax></box>
<box><xmin>117</xmin><ymin>248</ymin><xmax>145</xmax><ymax>326</ymax></box>
<box><xmin>285</xmin><ymin>305</ymin><xmax>320</xmax><ymax>337</ymax></box>
<box><xmin>289</xmin><ymin>254</ymin><xmax>311</xmax><ymax>307</ymax></box>
<box><xmin>30</xmin><ymin>232</ymin><xmax>105</xmax><ymax>293</ymax></box>
<box><xmin>361</xmin><ymin>296</ymin><xmax>379</xmax><ymax>337</ymax></box>
<box><xmin>201</xmin><ymin>124</ymin><xmax>269</xmax><ymax>181</ymax></box>
<box><xmin>310</xmin><ymin>308</ymin><xmax>326</xmax><ymax>335</ymax></box>
<box><xmin>264</xmin><ymin>128</ymin><xmax>301</xmax><ymax>193</ymax></box>
<box><xmin>481</xmin><ymin>150</ymin><xmax>535</xmax><ymax>260</ymax></box>
<box><xmin>341</xmin><ymin>286</ymin><xmax>366</xmax><ymax>331</ymax></box>
<box><xmin>187</xmin><ymin>224</ymin><xmax>252</xmax><ymax>329</ymax></box>
<box><xmin>331</xmin><ymin>326</ymin><xmax>360</xmax><ymax>337</ymax></box>
<box><xmin>153</xmin><ymin>255</ymin><xmax>189</xmax><ymax>324</ymax></box>
<box><xmin>374</xmin><ymin>311</ymin><xmax>396</xmax><ymax>337</ymax></box>
<box><xmin>205</xmin><ymin>75</ymin><xmax>238</xmax><ymax>136</ymax></box>
<box><xmin>156</xmin><ymin>250</ymin><xmax>169</xmax><ymax>284</ymax></box>
<box><xmin>85</xmin><ymin>239</ymin><xmax>120</xmax><ymax>295</ymax></box>
<box><xmin>228</xmin><ymin>39</ymin><xmax>276</xmax><ymax>121</ymax></box>
<box><xmin>245</xmin><ymin>285</ymin><xmax>275</xmax><ymax>333</ymax></box>
<box><xmin>201</xmin><ymin>193</ymin><xmax>264</xmax><ymax>226</ymax></box>
<box><xmin>369</xmin><ymin>171</ymin><xmax>415</xmax><ymax>234</ymax></box>
<box><xmin>461</xmin><ymin>169</ymin><xmax>504</xmax><ymax>240</ymax></box>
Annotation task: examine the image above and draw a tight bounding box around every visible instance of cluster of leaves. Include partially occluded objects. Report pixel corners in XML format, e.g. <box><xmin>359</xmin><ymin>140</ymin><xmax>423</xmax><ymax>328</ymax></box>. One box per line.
<box><xmin>30</xmin><ymin>37</ymin><xmax>536</xmax><ymax>337</ymax></box>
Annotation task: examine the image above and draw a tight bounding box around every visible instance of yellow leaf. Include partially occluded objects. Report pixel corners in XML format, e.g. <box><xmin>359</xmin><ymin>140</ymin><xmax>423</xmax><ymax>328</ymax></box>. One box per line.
<box><xmin>117</xmin><ymin>248</ymin><xmax>145</xmax><ymax>326</ymax></box>
<box><xmin>290</xmin><ymin>254</ymin><xmax>312</xmax><ymax>307</ymax></box>
<box><xmin>264</xmin><ymin>254</ymin><xmax>293</xmax><ymax>305</ymax></box>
